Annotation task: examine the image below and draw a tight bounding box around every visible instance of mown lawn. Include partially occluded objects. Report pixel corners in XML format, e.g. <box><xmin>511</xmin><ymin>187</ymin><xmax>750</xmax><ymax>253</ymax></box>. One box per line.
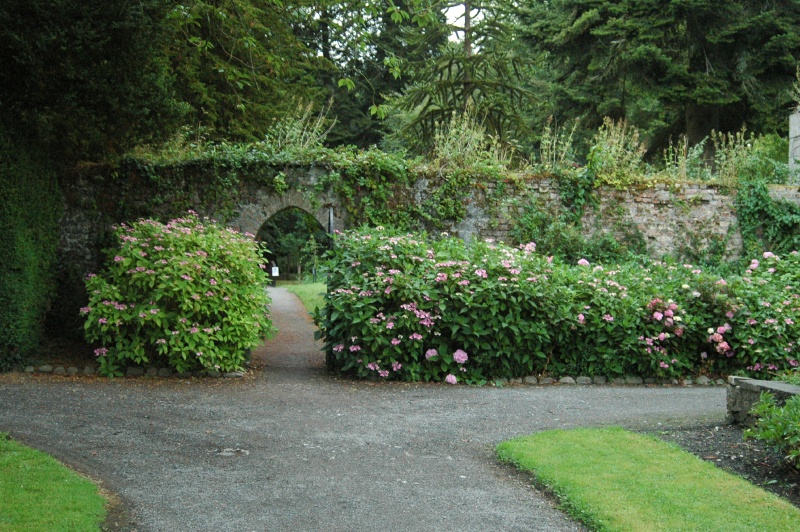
<box><xmin>497</xmin><ymin>426</ymin><xmax>800</xmax><ymax>531</ymax></box>
<box><xmin>281</xmin><ymin>282</ymin><xmax>326</xmax><ymax>315</ymax></box>
<box><xmin>0</xmin><ymin>433</ymin><xmax>106</xmax><ymax>531</ymax></box>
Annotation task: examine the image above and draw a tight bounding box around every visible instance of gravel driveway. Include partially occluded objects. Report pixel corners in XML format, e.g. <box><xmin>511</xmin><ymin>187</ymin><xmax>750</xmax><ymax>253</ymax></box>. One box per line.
<box><xmin>0</xmin><ymin>288</ymin><xmax>727</xmax><ymax>531</ymax></box>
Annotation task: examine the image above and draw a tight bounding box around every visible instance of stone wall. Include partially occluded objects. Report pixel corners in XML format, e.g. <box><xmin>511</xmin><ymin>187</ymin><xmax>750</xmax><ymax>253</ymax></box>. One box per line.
<box><xmin>727</xmin><ymin>376</ymin><xmax>800</xmax><ymax>426</ymax></box>
<box><xmin>449</xmin><ymin>177</ymin><xmax>800</xmax><ymax>258</ymax></box>
<box><xmin>53</xmin><ymin>165</ymin><xmax>800</xmax><ymax>330</ymax></box>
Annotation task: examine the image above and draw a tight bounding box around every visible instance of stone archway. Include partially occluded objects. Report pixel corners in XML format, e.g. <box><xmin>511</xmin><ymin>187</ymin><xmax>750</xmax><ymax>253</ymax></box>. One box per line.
<box><xmin>228</xmin><ymin>188</ymin><xmax>343</xmax><ymax>237</ymax></box>
<box><xmin>256</xmin><ymin>206</ymin><xmax>330</xmax><ymax>281</ymax></box>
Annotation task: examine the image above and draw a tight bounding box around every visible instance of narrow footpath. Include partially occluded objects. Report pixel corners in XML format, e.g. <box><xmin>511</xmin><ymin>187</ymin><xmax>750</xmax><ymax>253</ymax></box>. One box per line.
<box><xmin>0</xmin><ymin>288</ymin><xmax>726</xmax><ymax>531</ymax></box>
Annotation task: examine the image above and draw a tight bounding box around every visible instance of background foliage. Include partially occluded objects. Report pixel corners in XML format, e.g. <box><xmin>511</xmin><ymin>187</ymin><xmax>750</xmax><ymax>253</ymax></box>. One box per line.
<box><xmin>0</xmin><ymin>127</ymin><xmax>62</xmax><ymax>370</ymax></box>
<box><xmin>3</xmin><ymin>0</ymin><xmax>800</xmax><ymax>368</ymax></box>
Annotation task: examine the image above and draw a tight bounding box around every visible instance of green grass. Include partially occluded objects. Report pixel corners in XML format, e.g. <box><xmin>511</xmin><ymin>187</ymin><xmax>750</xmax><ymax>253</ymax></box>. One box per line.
<box><xmin>281</xmin><ymin>282</ymin><xmax>327</xmax><ymax>314</ymax></box>
<box><xmin>497</xmin><ymin>427</ymin><xmax>800</xmax><ymax>531</ymax></box>
<box><xmin>0</xmin><ymin>433</ymin><xmax>106</xmax><ymax>531</ymax></box>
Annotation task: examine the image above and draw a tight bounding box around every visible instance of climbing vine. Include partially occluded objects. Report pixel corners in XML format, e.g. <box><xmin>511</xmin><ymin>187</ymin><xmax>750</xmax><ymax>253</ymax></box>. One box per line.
<box><xmin>736</xmin><ymin>179</ymin><xmax>800</xmax><ymax>256</ymax></box>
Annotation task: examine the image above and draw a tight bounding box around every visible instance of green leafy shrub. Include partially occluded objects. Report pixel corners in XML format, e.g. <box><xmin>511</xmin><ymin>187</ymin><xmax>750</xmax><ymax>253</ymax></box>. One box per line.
<box><xmin>316</xmin><ymin>227</ymin><xmax>800</xmax><ymax>384</ymax></box>
<box><xmin>746</xmin><ymin>392</ymin><xmax>800</xmax><ymax>467</ymax></box>
<box><xmin>736</xmin><ymin>180</ymin><xmax>800</xmax><ymax>256</ymax></box>
<box><xmin>776</xmin><ymin>367</ymin><xmax>800</xmax><ymax>386</ymax></box>
<box><xmin>82</xmin><ymin>212</ymin><xmax>275</xmax><ymax>376</ymax></box>
<box><xmin>0</xmin><ymin>129</ymin><xmax>62</xmax><ymax>370</ymax></box>
<box><xmin>725</xmin><ymin>251</ymin><xmax>800</xmax><ymax>376</ymax></box>
<box><xmin>509</xmin><ymin>194</ymin><xmax>645</xmax><ymax>264</ymax></box>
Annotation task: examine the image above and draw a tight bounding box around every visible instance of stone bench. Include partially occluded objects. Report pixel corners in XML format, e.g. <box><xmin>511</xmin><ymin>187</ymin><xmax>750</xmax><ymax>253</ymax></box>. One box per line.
<box><xmin>726</xmin><ymin>376</ymin><xmax>800</xmax><ymax>426</ymax></box>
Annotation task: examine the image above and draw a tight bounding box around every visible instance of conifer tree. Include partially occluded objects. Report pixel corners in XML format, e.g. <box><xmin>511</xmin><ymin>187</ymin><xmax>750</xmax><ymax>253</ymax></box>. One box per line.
<box><xmin>519</xmin><ymin>0</ymin><xmax>800</xmax><ymax>150</ymax></box>
<box><xmin>390</xmin><ymin>1</ymin><xmax>536</xmax><ymax>152</ymax></box>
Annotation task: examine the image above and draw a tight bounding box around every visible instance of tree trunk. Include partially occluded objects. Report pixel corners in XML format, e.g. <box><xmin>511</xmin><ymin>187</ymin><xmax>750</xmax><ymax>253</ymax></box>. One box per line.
<box><xmin>685</xmin><ymin>103</ymin><xmax>720</xmax><ymax>162</ymax></box>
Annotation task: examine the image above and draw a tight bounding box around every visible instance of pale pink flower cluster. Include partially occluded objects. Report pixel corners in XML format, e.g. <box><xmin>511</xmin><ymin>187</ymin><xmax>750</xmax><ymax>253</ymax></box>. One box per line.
<box><xmin>425</xmin><ymin>349</ymin><xmax>438</xmax><ymax>360</ymax></box>
<box><xmin>577</xmin><ymin>258</ymin><xmax>590</xmax><ymax>267</ymax></box>
<box><xmin>707</xmin><ymin>323</ymin><xmax>733</xmax><ymax>356</ymax></box>
<box><xmin>445</xmin><ymin>374</ymin><xmax>457</xmax><ymax>385</ymax></box>
<box><xmin>453</xmin><ymin>349</ymin><xmax>468</xmax><ymax>364</ymax></box>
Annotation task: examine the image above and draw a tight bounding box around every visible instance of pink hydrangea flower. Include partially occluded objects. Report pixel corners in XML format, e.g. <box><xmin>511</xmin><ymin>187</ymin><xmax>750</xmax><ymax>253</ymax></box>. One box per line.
<box><xmin>391</xmin><ymin>338</ymin><xmax>401</xmax><ymax>345</ymax></box>
<box><xmin>425</xmin><ymin>349</ymin><xmax>438</xmax><ymax>360</ymax></box>
<box><xmin>577</xmin><ymin>313</ymin><xmax>585</xmax><ymax>324</ymax></box>
<box><xmin>653</xmin><ymin>311</ymin><xmax>664</xmax><ymax>321</ymax></box>
<box><xmin>445</xmin><ymin>374</ymin><xmax>457</xmax><ymax>385</ymax></box>
<box><xmin>602</xmin><ymin>314</ymin><xmax>614</xmax><ymax>322</ymax></box>
<box><xmin>577</xmin><ymin>258</ymin><xmax>590</xmax><ymax>267</ymax></box>
<box><xmin>453</xmin><ymin>349</ymin><xmax>468</xmax><ymax>364</ymax></box>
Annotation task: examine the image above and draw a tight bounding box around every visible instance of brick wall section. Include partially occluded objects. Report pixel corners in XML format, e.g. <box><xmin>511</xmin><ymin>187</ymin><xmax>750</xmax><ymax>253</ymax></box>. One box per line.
<box><xmin>454</xmin><ymin>177</ymin><xmax>800</xmax><ymax>258</ymax></box>
<box><xmin>768</xmin><ymin>184</ymin><xmax>800</xmax><ymax>203</ymax></box>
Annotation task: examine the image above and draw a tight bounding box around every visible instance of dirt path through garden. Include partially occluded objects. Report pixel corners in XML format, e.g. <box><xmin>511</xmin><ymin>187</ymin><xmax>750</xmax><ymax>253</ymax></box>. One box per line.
<box><xmin>0</xmin><ymin>288</ymin><xmax>728</xmax><ymax>531</ymax></box>
<box><xmin>253</xmin><ymin>286</ymin><xmax>326</xmax><ymax>373</ymax></box>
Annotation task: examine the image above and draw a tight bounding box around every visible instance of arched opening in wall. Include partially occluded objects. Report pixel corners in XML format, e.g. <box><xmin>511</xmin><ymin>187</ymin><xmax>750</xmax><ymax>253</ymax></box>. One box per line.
<box><xmin>257</xmin><ymin>207</ymin><xmax>330</xmax><ymax>282</ymax></box>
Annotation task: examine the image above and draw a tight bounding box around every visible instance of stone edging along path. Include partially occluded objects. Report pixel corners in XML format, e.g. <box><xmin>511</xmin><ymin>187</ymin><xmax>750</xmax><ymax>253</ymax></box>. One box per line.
<box><xmin>18</xmin><ymin>361</ymin><xmax>728</xmax><ymax>387</ymax></box>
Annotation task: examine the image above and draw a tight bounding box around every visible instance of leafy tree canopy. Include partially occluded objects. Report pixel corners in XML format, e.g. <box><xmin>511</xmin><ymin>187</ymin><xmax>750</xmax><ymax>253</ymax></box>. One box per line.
<box><xmin>0</xmin><ymin>0</ymin><xmax>184</xmax><ymax>160</ymax></box>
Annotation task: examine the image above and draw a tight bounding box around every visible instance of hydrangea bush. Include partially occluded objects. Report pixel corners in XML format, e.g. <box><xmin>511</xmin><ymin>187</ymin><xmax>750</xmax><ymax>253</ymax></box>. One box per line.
<box><xmin>82</xmin><ymin>213</ymin><xmax>275</xmax><ymax>376</ymax></box>
<box><xmin>315</xmin><ymin>227</ymin><xmax>800</xmax><ymax>384</ymax></box>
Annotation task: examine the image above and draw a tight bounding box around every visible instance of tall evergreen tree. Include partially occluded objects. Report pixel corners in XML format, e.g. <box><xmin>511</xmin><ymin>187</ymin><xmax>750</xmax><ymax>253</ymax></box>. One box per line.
<box><xmin>163</xmin><ymin>0</ymin><xmax>334</xmax><ymax>142</ymax></box>
<box><xmin>519</xmin><ymin>0</ymin><xmax>800</xmax><ymax>149</ymax></box>
<box><xmin>390</xmin><ymin>1</ymin><xmax>536</xmax><ymax>152</ymax></box>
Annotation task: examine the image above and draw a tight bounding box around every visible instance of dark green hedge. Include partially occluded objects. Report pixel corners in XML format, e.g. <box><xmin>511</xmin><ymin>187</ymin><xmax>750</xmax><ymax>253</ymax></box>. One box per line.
<box><xmin>0</xmin><ymin>128</ymin><xmax>62</xmax><ymax>370</ymax></box>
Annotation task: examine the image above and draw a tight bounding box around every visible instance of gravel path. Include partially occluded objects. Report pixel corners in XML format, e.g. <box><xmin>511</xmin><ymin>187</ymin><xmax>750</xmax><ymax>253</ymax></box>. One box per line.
<box><xmin>0</xmin><ymin>287</ymin><xmax>727</xmax><ymax>531</ymax></box>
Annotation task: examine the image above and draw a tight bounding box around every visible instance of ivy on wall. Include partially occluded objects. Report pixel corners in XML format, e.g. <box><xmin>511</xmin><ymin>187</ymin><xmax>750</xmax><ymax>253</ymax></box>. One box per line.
<box><xmin>736</xmin><ymin>180</ymin><xmax>800</xmax><ymax>256</ymax></box>
<box><xmin>0</xmin><ymin>129</ymin><xmax>62</xmax><ymax>369</ymax></box>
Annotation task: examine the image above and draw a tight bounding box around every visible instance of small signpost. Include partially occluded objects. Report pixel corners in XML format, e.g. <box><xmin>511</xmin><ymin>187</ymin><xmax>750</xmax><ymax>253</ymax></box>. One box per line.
<box><xmin>790</xmin><ymin>110</ymin><xmax>800</xmax><ymax>174</ymax></box>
